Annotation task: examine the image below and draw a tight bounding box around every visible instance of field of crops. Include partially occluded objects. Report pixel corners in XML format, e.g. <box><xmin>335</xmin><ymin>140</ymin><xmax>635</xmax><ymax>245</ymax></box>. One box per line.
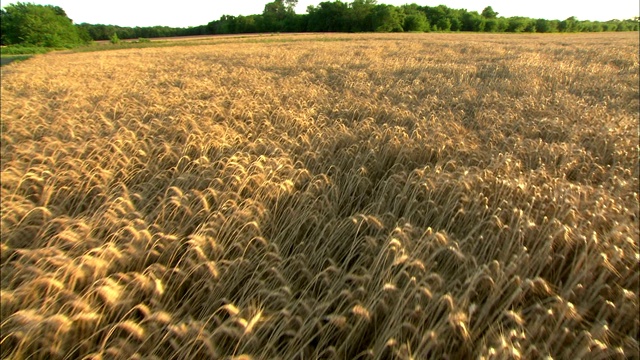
<box><xmin>1</xmin><ymin>32</ymin><xmax>638</xmax><ymax>359</ymax></box>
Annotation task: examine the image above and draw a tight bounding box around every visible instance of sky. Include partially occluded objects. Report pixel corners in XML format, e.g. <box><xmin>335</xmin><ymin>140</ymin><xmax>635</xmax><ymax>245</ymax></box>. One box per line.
<box><xmin>1</xmin><ymin>0</ymin><xmax>638</xmax><ymax>28</ymax></box>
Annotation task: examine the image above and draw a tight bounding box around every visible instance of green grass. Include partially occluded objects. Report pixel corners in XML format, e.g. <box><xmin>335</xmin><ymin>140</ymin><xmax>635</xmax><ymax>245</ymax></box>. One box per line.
<box><xmin>1</xmin><ymin>45</ymin><xmax>59</xmax><ymax>65</ymax></box>
<box><xmin>0</xmin><ymin>54</ymin><xmax>33</xmax><ymax>66</ymax></box>
<box><xmin>0</xmin><ymin>46</ymin><xmax>52</xmax><ymax>55</ymax></box>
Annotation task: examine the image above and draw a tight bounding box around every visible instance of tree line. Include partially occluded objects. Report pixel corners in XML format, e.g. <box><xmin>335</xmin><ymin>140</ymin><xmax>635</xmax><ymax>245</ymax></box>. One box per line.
<box><xmin>1</xmin><ymin>1</ymin><xmax>638</xmax><ymax>47</ymax></box>
<box><xmin>208</xmin><ymin>1</ymin><xmax>638</xmax><ymax>34</ymax></box>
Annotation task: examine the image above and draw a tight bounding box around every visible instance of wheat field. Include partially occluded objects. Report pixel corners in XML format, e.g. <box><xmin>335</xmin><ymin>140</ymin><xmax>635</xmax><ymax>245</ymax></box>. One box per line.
<box><xmin>1</xmin><ymin>32</ymin><xmax>638</xmax><ymax>359</ymax></box>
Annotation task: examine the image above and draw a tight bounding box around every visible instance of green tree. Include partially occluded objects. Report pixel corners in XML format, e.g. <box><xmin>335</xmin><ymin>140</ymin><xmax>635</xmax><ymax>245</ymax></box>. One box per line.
<box><xmin>461</xmin><ymin>11</ymin><xmax>485</xmax><ymax>31</ymax></box>
<box><xmin>372</xmin><ymin>4</ymin><xmax>404</xmax><ymax>32</ymax></box>
<box><xmin>559</xmin><ymin>16</ymin><xmax>580</xmax><ymax>32</ymax></box>
<box><xmin>535</xmin><ymin>18</ymin><xmax>558</xmax><ymax>33</ymax></box>
<box><xmin>235</xmin><ymin>15</ymin><xmax>259</xmax><ymax>33</ymax></box>
<box><xmin>110</xmin><ymin>32</ymin><xmax>120</xmax><ymax>44</ymax></box>
<box><xmin>284</xmin><ymin>0</ymin><xmax>298</xmax><ymax>12</ymax></box>
<box><xmin>348</xmin><ymin>0</ymin><xmax>376</xmax><ymax>32</ymax></box>
<box><xmin>507</xmin><ymin>17</ymin><xmax>531</xmax><ymax>32</ymax></box>
<box><xmin>403</xmin><ymin>12</ymin><xmax>429</xmax><ymax>32</ymax></box>
<box><xmin>306</xmin><ymin>1</ymin><xmax>349</xmax><ymax>32</ymax></box>
<box><xmin>449</xmin><ymin>14</ymin><xmax>462</xmax><ymax>31</ymax></box>
<box><xmin>484</xmin><ymin>17</ymin><xmax>507</xmax><ymax>32</ymax></box>
<box><xmin>49</xmin><ymin>5</ymin><xmax>68</xmax><ymax>18</ymax></box>
<box><xmin>523</xmin><ymin>20</ymin><xmax>537</xmax><ymax>32</ymax></box>
<box><xmin>614</xmin><ymin>21</ymin><xmax>630</xmax><ymax>31</ymax></box>
<box><xmin>283</xmin><ymin>13</ymin><xmax>307</xmax><ymax>32</ymax></box>
<box><xmin>74</xmin><ymin>24</ymin><xmax>93</xmax><ymax>42</ymax></box>
<box><xmin>262</xmin><ymin>0</ymin><xmax>286</xmax><ymax>31</ymax></box>
<box><xmin>481</xmin><ymin>6</ymin><xmax>498</xmax><ymax>19</ymax></box>
<box><xmin>1</xmin><ymin>2</ymin><xmax>86</xmax><ymax>47</ymax></box>
<box><xmin>217</xmin><ymin>15</ymin><xmax>237</xmax><ymax>34</ymax></box>
<box><xmin>401</xmin><ymin>4</ymin><xmax>428</xmax><ymax>32</ymax></box>
<box><xmin>422</xmin><ymin>5</ymin><xmax>452</xmax><ymax>31</ymax></box>
<box><xmin>262</xmin><ymin>0</ymin><xmax>301</xmax><ymax>32</ymax></box>
<box><xmin>0</xmin><ymin>9</ymin><xmax>7</xmax><ymax>45</ymax></box>
<box><xmin>435</xmin><ymin>17</ymin><xmax>451</xmax><ymax>31</ymax></box>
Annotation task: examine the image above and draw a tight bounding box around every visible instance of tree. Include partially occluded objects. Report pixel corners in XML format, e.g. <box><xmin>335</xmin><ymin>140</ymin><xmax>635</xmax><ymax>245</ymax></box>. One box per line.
<box><xmin>1</xmin><ymin>2</ymin><xmax>86</xmax><ymax>47</ymax></box>
<box><xmin>284</xmin><ymin>0</ymin><xmax>298</xmax><ymax>12</ymax></box>
<box><xmin>262</xmin><ymin>0</ymin><xmax>301</xmax><ymax>32</ymax></box>
<box><xmin>262</xmin><ymin>0</ymin><xmax>287</xmax><ymax>31</ymax></box>
<box><xmin>372</xmin><ymin>4</ymin><xmax>404</xmax><ymax>32</ymax></box>
<box><xmin>235</xmin><ymin>15</ymin><xmax>259</xmax><ymax>33</ymax></box>
<box><xmin>507</xmin><ymin>17</ymin><xmax>531</xmax><ymax>32</ymax></box>
<box><xmin>449</xmin><ymin>14</ymin><xmax>462</xmax><ymax>31</ymax></box>
<box><xmin>535</xmin><ymin>18</ymin><xmax>558</xmax><ymax>33</ymax></box>
<box><xmin>49</xmin><ymin>5</ymin><xmax>68</xmax><ymax>18</ymax></box>
<box><xmin>404</xmin><ymin>12</ymin><xmax>429</xmax><ymax>32</ymax></box>
<box><xmin>110</xmin><ymin>32</ymin><xmax>120</xmax><ymax>44</ymax></box>
<box><xmin>422</xmin><ymin>5</ymin><xmax>451</xmax><ymax>31</ymax></box>
<box><xmin>461</xmin><ymin>11</ymin><xmax>485</xmax><ymax>31</ymax></box>
<box><xmin>481</xmin><ymin>6</ymin><xmax>498</xmax><ymax>19</ymax></box>
<box><xmin>283</xmin><ymin>13</ymin><xmax>307</xmax><ymax>32</ymax></box>
<box><xmin>0</xmin><ymin>9</ymin><xmax>7</xmax><ymax>45</ymax></box>
<box><xmin>582</xmin><ymin>21</ymin><xmax>603</xmax><ymax>32</ymax></box>
<box><xmin>559</xmin><ymin>16</ymin><xmax>580</xmax><ymax>32</ymax></box>
<box><xmin>348</xmin><ymin>0</ymin><xmax>376</xmax><ymax>32</ymax></box>
<box><xmin>74</xmin><ymin>24</ymin><xmax>93</xmax><ymax>42</ymax></box>
<box><xmin>216</xmin><ymin>15</ymin><xmax>237</xmax><ymax>34</ymax></box>
<box><xmin>306</xmin><ymin>1</ymin><xmax>349</xmax><ymax>32</ymax></box>
<box><xmin>484</xmin><ymin>17</ymin><xmax>507</xmax><ymax>32</ymax></box>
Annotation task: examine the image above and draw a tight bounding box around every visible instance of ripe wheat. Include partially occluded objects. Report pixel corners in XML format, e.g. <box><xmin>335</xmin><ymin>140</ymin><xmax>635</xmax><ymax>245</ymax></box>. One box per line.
<box><xmin>1</xmin><ymin>32</ymin><xmax>638</xmax><ymax>359</ymax></box>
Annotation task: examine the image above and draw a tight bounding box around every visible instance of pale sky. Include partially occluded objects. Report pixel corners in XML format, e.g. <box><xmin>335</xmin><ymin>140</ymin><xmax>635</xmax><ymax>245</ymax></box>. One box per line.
<box><xmin>1</xmin><ymin>0</ymin><xmax>638</xmax><ymax>28</ymax></box>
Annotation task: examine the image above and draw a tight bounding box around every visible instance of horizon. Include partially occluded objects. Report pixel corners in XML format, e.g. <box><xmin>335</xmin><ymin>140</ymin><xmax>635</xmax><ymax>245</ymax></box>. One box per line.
<box><xmin>1</xmin><ymin>0</ymin><xmax>638</xmax><ymax>28</ymax></box>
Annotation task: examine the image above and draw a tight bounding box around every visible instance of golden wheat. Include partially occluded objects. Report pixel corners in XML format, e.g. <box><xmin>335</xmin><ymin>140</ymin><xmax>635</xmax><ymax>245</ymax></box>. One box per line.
<box><xmin>1</xmin><ymin>32</ymin><xmax>638</xmax><ymax>359</ymax></box>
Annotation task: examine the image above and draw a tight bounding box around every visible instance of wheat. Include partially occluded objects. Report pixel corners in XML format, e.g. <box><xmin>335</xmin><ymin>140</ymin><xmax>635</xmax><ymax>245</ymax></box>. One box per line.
<box><xmin>1</xmin><ymin>32</ymin><xmax>638</xmax><ymax>359</ymax></box>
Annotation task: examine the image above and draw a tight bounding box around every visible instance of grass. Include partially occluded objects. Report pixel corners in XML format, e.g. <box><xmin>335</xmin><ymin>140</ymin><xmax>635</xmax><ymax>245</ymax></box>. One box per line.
<box><xmin>1</xmin><ymin>32</ymin><xmax>638</xmax><ymax>359</ymax></box>
<box><xmin>0</xmin><ymin>45</ymin><xmax>50</xmax><ymax>66</ymax></box>
<box><xmin>0</xmin><ymin>55</ymin><xmax>34</xmax><ymax>66</ymax></box>
<box><xmin>0</xmin><ymin>46</ymin><xmax>52</xmax><ymax>55</ymax></box>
